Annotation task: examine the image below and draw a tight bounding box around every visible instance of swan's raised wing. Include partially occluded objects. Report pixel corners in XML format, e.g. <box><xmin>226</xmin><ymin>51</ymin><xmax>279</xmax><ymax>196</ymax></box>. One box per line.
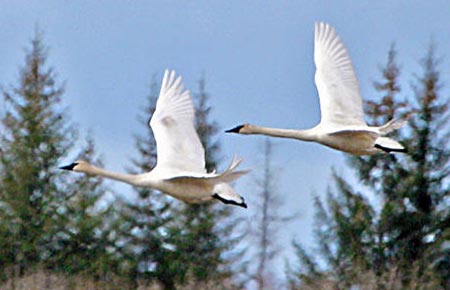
<box><xmin>314</xmin><ymin>22</ymin><xmax>367</xmax><ymax>129</ymax></box>
<box><xmin>150</xmin><ymin>70</ymin><xmax>206</xmax><ymax>174</ymax></box>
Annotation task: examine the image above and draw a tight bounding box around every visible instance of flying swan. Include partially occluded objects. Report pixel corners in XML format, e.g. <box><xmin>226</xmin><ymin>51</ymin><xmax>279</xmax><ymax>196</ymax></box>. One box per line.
<box><xmin>61</xmin><ymin>70</ymin><xmax>249</xmax><ymax>208</ymax></box>
<box><xmin>226</xmin><ymin>22</ymin><xmax>406</xmax><ymax>156</ymax></box>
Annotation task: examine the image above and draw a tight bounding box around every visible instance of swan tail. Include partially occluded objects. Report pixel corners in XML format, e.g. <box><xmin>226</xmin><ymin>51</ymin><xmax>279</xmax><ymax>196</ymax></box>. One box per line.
<box><xmin>379</xmin><ymin>118</ymin><xmax>407</xmax><ymax>135</ymax></box>
<box><xmin>203</xmin><ymin>156</ymin><xmax>249</xmax><ymax>184</ymax></box>
<box><xmin>215</xmin><ymin>156</ymin><xmax>250</xmax><ymax>183</ymax></box>
<box><xmin>374</xmin><ymin>137</ymin><xmax>407</xmax><ymax>153</ymax></box>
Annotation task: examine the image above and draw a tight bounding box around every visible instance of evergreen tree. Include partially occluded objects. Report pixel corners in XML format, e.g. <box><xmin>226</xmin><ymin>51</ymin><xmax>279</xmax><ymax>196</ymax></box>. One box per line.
<box><xmin>289</xmin><ymin>174</ymin><xmax>376</xmax><ymax>289</ymax></box>
<box><xmin>290</xmin><ymin>46</ymin><xmax>406</xmax><ymax>288</ymax></box>
<box><xmin>0</xmin><ymin>30</ymin><xmax>75</xmax><ymax>277</ymax></box>
<box><xmin>118</xmin><ymin>75</ymin><xmax>181</xmax><ymax>290</ymax></box>
<box><xmin>349</xmin><ymin>44</ymin><xmax>409</xmax><ymax>274</ymax></box>
<box><xmin>366</xmin><ymin>43</ymin><xmax>450</xmax><ymax>284</ymax></box>
<box><xmin>48</xmin><ymin>136</ymin><xmax>120</xmax><ymax>281</ymax></box>
<box><xmin>406</xmin><ymin>43</ymin><xmax>450</xmax><ymax>287</ymax></box>
<box><xmin>290</xmin><ymin>43</ymin><xmax>450</xmax><ymax>288</ymax></box>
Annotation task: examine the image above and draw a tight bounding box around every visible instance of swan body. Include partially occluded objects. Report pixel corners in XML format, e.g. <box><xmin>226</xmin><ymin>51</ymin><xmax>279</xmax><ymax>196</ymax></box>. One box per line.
<box><xmin>61</xmin><ymin>70</ymin><xmax>249</xmax><ymax>208</ymax></box>
<box><xmin>226</xmin><ymin>22</ymin><xmax>407</xmax><ymax>156</ymax></box>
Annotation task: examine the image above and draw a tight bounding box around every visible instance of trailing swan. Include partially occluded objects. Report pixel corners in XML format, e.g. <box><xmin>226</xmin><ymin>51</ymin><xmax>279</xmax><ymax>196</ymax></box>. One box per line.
<box><xmin>226</xmin><ymin>22</ymin><xmax>407</xmax><ymax>156</ymax></box>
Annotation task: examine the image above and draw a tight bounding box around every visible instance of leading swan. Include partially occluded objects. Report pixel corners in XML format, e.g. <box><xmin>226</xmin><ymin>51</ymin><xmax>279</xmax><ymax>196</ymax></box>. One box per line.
<box><xmin>226</xmin><ymin>22</ymin><xmax>406</xmax><ymax>156</ymax></box>
<box><xmin>61</xmin><ymin>70</ymin><xmax>249</xmax><ymax>208</ymax></box>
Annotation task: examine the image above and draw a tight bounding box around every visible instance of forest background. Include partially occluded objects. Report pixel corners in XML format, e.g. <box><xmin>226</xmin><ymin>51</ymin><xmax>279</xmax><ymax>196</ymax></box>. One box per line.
<box><xmin>1</xmin><ymin>1</ymin><xmax>450</xmax><ymax>289</ymax></box>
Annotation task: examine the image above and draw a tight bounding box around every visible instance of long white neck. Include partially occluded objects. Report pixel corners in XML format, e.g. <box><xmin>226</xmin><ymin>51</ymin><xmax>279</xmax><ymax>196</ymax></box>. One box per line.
<box><xmin>244</xmin><ymin>125</ymin><xmax>317</xmax><ymax>142</ymax></box>
<box><xmin>84</xmin><ymin>164</ymin><xmax>144</xmax><ymax>186</ymax></box>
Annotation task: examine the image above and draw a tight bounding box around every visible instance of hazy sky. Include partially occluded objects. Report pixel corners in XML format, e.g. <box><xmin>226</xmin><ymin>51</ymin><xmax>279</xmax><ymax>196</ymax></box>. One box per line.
<box><xmin>1</xmin><ymin>0</ymin><xmax>449</xmax><ymax>285</ymax></box>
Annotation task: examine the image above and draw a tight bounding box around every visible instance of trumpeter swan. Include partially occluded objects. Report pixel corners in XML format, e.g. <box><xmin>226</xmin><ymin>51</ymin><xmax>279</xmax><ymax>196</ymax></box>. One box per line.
<box><xmin>226</xmin><ymin>22</ymin><xmax>407</xmax><ymax>156</ymax></box>
<box><xmin>61</xmin><ymin>70</ymin><xmax>249</xmax><ymax>208</ymax></box>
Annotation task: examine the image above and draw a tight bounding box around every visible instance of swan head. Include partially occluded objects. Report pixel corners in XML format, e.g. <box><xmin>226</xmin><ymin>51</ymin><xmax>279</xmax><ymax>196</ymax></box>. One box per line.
<box><xmin>225</xmin><ymin>124</ymin><xmax>251</xmax><ymax>134</ymax></box>
<box><xmin>60</xmin><ymin>160</ymin><xmax>91</xmax><ymax>173</ymax></box>
<box><xmin>212</xmin><ymin>183</ymin><xmax>247</xmax><ymax>208</ymax></box>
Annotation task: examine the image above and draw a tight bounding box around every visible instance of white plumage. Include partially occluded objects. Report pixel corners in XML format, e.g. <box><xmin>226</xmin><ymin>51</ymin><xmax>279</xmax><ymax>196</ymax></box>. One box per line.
<box><xmin>226</xmin><ymin>22</ymin><xmax>406</xmax><ymax>156</ymax></box>
<box><xmin>150</xmin><ymin>70</ymin><xmax>206</xmax><ymax>175</ymax></box>
<box><xmin>62</xmin><ymin>70</ymin><xmax>248</xmax><ymax>208</ymax></box>
<box><xmin>314</xmin><ymin>22</ymin><xmax>365</xmax><ymax>129</ymax></box>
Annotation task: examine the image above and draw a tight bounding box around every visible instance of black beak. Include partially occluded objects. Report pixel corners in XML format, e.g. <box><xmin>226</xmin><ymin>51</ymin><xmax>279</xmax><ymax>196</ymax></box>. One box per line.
<box><xmin>225</xmin><ymin>124</ymin><xmax>245</xmax><ymax>133</ymax></box>
<box><xmin>59</xmin><ymin>162</ymin><xmax>78</xmax><ymax>171</ymax></box>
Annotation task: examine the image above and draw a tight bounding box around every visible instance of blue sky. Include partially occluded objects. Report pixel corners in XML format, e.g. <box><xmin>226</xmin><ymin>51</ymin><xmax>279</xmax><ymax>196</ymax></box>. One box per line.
<box><xmin>1</xmin><ymin>0</ymin><xmax>449</xmax><ymax>286</ymax></box>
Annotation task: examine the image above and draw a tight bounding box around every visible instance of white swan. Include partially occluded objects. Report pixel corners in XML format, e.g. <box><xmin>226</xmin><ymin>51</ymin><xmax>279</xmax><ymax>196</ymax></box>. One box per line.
<box><xmin>61</xmin><ymin>70</ymin><xmax>249</xmax><ymax>208</ymax></box>
<box><xmin>226</xmin><ymin>22</ymin><xmax>406</xmax><ymax>156</ymax></box>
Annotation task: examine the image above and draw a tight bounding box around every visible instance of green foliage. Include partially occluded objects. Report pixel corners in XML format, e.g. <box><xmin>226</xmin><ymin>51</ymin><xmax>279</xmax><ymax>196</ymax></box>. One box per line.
<box><xmin>117</xmin><ymin>75</ymin><xmax>181</xmax><ymax>289</ymax></box>
<box><xmin>0</xmin><ymin>29</ymin><xmax>120</xmax><ymax>287</ymax></box>
<box><xmin>410</xmin><ymin>44</ymin><xmax>450</xmax><ymax>288</ymax></box>
<box><xmin>47</xmin><ymin>136</ymin><xmax>120</xmax><ymax>280</ymax></box>
<box><xmin>172</xmin><ymin>75</ymin><xmax>245</xmax><ymax>286</ymax></box>
<box><xmin>290</xmin><ymin>176</ymin><xmax>376</xmax><ymax>288</ymax></box>
<box><xmin>113</xmin><ymin>74</ymin><xmax>246</xmax><ymax>289</ymax></box>
<box><xmin>291</xmin><ymin>43</ymin><xmax>450</xmax><ymax>288</ymax></box>
<box><xmin>0</xmin><ymin>30</ymin><xmax>76</xmax><ymax>275</ymax></box>
<box><xmin>0</xmin><ymin>29</ymin><xmax>248</xmax><ymax>289</ymax></box>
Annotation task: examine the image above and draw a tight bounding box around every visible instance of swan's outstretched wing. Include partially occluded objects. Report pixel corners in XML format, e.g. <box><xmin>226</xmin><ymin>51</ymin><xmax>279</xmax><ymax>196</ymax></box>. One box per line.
<box><xmin>314</xmin><ymin>22</ymin><xmax>367</xmax><ymax>129</ymax></box>
<box><xmin>150</xmin><ymin>70</ymin><xmax>206</xmax><ymax>173</ymax></box>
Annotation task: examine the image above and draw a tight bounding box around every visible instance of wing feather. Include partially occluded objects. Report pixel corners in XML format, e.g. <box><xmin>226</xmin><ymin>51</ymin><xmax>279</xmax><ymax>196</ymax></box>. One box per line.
<box><xmin>150</xmin><ymin>70</ymin><xmax>206</xmax><ymax>173</ymax></box>
<box><xmin>314</xmin><ymin>22</ymin><xmax>367</xmax><ymax>129</ymax></box>
<box><xmin>164</xmin><ymin>156</ymin><xmax>249</xmax><ymax>183</ymax></box>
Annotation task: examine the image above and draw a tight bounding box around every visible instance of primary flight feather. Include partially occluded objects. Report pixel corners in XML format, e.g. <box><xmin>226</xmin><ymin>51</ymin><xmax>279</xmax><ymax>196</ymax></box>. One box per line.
<box><xmin>150</xmin><ymin>70</ymin><xmax>206</xmax><ymax>174</ymax></box>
